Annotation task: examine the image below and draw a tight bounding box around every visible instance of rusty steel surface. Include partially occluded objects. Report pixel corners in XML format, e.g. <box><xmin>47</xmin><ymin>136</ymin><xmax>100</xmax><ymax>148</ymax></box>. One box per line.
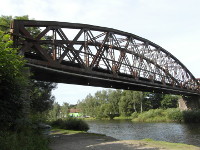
<box><xmin>11</xmin><ymin>20</ymin><xmax>200</xmax><ymax>96</ymax></box>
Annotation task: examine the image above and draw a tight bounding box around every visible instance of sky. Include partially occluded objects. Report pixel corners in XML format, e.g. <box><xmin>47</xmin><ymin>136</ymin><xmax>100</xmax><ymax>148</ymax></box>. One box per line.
<box><xmin>1</xmin><ymin>0</ymin><xmax>200</xmax><ymax>105</ymax></box>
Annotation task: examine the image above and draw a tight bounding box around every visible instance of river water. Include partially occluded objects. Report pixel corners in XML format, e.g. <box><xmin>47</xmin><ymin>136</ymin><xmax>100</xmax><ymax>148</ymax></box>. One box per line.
<box><xmin>86</xmin><ymin>120</ymin><xmax>200</xmax><ymax>147</ymax></box>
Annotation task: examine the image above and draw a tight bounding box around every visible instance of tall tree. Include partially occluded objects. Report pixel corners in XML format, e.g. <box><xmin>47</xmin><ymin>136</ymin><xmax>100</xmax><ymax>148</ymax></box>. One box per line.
<box><xmin>60</xmin><ymin>102</ymin><xmax>69</xmax><ymax>118</ymax></box>
<box><xmin>108</xmin><ymin>89</ymin><xmax>122</xmax><ymax>115</ymax></box>
<box><xmin>132</xmin><ymin>91</ymin><xmax>144</xmax><ymax>113</ymax></box>
<box><xmin>0</xmin><ymin>30</ymin><xmax>28</xmax><ymax>129</ymax></box>
<box><xmin>161</xmin><ymin>94</ymin><xmax>179</xmax><ymax>109</ymax></box>
<box><xmin>48</xmin><ymin>102</ymin><xmax>61</xmax><ymax>120</ymax></box>
<box><xmin>0</xmin><ymin>15</ymin><xmax>57</xmax><ymax>127</ymax></box>
<box><xmin>146</xmin><ymin>93</ymin><xmax>163</xmax><ymax>109</ymax></box>
<box><xmin>30</xmin><ymin>81</ymin><xmax>57</xmax><ymax>113</ymax></box>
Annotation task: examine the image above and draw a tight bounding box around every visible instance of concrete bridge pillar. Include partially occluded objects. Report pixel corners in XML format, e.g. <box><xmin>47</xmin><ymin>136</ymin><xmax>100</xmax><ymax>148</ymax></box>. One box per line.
<box><xmin>178</xmin><ymin>96</ymin><xmax>200</xmax><ymax>110</ymax></box>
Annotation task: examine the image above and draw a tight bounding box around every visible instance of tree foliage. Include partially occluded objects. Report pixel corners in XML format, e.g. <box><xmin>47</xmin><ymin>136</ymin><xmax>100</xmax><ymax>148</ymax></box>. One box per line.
<box><xmin>48</xmin><ymin>102</ymin><xmax>72</xmax><ymax>120</ymax></box>
<box><xmin>0</xmin><ymin>15</ymin><xmax>57</xmax><ymax>130</ymax></box>
<box><xmin>77</xmin><ymin>89</ymin><xmax>179</xmax><ymax>119</ymax></box>
<box><xmin>0</xmin><ymin>30</ymin><xmax>28</xmax><ymax>129</ymax></box>
<box><xmin>30</xmin><ymin>81</ymin><xmax>57</xmax><ymax>113</ymax></box>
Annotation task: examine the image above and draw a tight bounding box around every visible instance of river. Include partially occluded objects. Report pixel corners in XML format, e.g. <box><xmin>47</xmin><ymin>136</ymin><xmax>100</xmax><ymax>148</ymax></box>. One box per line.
<box><xmin>86</xmin><ymin>120</ymin><xmax>200</xmax><ymax>147</ymax></box>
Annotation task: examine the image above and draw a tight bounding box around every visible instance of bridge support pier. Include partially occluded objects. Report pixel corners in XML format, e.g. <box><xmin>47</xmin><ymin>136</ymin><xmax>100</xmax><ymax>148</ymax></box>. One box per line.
<box><xmin>178</xmin><ymin>96</ymin><xmax>200</xmax><ymax>110</ymax></box>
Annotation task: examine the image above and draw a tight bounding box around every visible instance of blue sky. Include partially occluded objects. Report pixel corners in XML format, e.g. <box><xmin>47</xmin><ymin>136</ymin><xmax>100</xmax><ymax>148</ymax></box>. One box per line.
<box><xmin>1</xmin><ymin>0</ymin><xmax>200</xmax><ymax>104</ymax></box>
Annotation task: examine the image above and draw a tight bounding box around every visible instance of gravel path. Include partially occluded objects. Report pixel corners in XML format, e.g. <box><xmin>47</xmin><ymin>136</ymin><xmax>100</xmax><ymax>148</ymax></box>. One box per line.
<box><xmin>49</xmin><ymin>133</ymin><xmax>164</xmax><ymax>150</ymax></box>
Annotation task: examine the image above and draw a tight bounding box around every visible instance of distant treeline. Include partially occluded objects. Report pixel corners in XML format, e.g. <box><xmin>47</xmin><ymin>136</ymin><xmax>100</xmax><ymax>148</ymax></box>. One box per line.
<box><xmin>77</xmin><ymin>90</ymin><xmax>180</xmax><ymax>119</ymax></box>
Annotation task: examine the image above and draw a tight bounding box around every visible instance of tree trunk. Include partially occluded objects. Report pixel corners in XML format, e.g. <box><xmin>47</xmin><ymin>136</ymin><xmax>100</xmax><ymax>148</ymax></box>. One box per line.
<box><xmin>133</xmin><ymin>102</ymin><xmax>137</xmax><ymax>112</ymax></box>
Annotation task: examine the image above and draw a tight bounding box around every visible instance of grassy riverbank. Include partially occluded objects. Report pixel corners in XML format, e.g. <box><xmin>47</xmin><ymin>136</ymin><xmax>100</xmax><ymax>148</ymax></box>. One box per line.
<box><xmin>51</xmin><ymin>128</ymin><xmax>86</xmax><ymax>135</ymax></box>
<box><xmin>124</xmin><ymin>139</ymin><xmax>200</xmax><ymax>150</ymax></box>
<box><xmin>82</xmin><ymin>108</ymin><xmax>200</xmax><ymax>123</ymax></box>
<box><xmin>131</xmin><ymin>108</ymin><xmax>200</xmax><ymax>123</ymax></box>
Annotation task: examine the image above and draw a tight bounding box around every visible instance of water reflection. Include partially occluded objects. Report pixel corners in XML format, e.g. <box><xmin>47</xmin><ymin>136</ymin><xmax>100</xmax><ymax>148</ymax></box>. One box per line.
<box><xmin>86</xmin><ymin>120</ymin><xmax>200</xmax><ymax>147</ymax></box>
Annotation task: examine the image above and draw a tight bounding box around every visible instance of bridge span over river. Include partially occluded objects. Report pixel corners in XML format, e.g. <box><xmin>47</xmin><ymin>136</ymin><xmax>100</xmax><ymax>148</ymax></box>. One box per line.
<box><xmin>11</xmin><ymin>20</ymin><xmax>200</xmax><ymax>109</ymax></box>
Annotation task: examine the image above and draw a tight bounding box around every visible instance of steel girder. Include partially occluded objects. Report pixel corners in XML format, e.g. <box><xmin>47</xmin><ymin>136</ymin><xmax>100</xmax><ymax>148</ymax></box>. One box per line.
<box><xmin>11</xmin><ymin>20</ymin><xmax>200</xmax><ymax>96</ymax></box>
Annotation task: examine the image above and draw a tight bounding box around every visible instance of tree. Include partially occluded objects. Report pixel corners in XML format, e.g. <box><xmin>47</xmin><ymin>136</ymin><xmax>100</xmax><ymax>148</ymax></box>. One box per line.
<box><xmin>146</xmin><ymin>93</ymin><xmax>163</xmax><ymax>109</ymax></box>
<box><xmin>132</xmin><ymin>91</ymin><xmax>144</xmax><ymax>113</ymax></box>
<box><xmin>119</xmin><ymin>91</ymin><xmax>133</xmax><ymax>116</ymax></box>
<box><xmin>0</xmin><ymin>15</ymin><xmax>57</xmax><ymax>129</ymax></box>
<box><xmin>108</xmin><ymin>90</ymin><xmax>122</xmax><ymax>115</ymax></box>
<box><xmin>118</xmin><ymin>90</ymin><xmax>143</xmax><ymax>116</ymax></box>
<box><xmin>161</xmin><ymin>94</ymin><xmax>179</xmax><ymax>109</ymax></box>
<box><xmin>60</xmin><ymin>102</ymin><xmax>69</xmax><ymax>118</ymax></box>
<box><xmin>0</xmin><ymin>31</ymin><xmax>28</xmax><ymax>129</ymax></box>
<box><xmin>30</xmin><ymin>81</ymin><xmax>57</xmax><ymax>113</ymax></box>
<box><xmin>48</xmin><ymin>102</ymin><xmax>61</xmax><ymax>120</ymax></box>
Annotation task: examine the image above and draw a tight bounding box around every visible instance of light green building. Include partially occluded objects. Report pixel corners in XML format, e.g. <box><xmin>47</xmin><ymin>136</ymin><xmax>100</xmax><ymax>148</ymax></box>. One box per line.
<box><xmin>69</xmin><ymin>109</ymin><xmax>82</xmax><ymax>117</ymax></box>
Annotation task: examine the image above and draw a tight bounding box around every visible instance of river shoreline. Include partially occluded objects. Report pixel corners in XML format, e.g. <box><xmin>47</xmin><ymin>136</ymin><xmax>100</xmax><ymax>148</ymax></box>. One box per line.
<box><xmin>86</xmin><ymin>119</ymin><xmax>200</xmax><ymax>147</ymax></box>
<box><xmin>49</xmin><ymin>130</ymin><xmax>200</xmax><ymax>150</ymax></box>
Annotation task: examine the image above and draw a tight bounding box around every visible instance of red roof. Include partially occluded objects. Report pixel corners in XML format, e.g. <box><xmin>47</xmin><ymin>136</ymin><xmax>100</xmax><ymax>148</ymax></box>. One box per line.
<box><xmin>69</xmin><ymin>108</ymin><xmax>80</xmax><ymax>113</ymax></box>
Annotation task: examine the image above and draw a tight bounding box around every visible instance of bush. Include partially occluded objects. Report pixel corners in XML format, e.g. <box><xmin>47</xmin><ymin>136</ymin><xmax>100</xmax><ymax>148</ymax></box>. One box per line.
<box><xmin>0</xmin><ymin>129</ymin><xmax>50</xmax><ymax>150</ymax></box>
<box><xmin>131</xmin><ymin>108</ymin><xmax>200</xmax><ymax>123</ymax></box>
<box><xmin>183</xmin><ymin>110</ymin><xmax>200</xmax><ymax>123</ymax></box>
<box><xmin>132</xmin><ymin>108</ymin><xmax>185</xmax><ymax>122</ymax></box>
<box><xmin>131</xmin><ymin>112</ymin><xmax>139</xmax><ymax>119</ymax></box>
<box><xmin>50</xmin><ymin>119</ymin><xmax>65</xmax><ymax>128</ymax></box>
<box><xmin>166</xmin><ymin>108</ymin><xmax>183</xmax><ymax>122</ymax></box>
<box><xmin>50</xmin><ymin>118</ymin><xmax>89</xmax><ymax>131</ymax></box>
<box><xmin>132</xmin><ymin>109</ymin><xmax>168</xmax><ymax>122</ymax></box>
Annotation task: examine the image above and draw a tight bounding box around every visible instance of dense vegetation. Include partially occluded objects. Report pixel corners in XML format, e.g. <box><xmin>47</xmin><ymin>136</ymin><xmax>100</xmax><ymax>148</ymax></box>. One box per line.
<box><xmin>132</xmin><ymin>108</ymin><xmax>200</xmax><ymax>123</ymax></box>
<box><xmin>0</xmin><ymin>15</ymin><xmax>57</xmax><ymax>150</ymax></box>
<box><xmin>77</xmin><ymin>89</ymin><xmax>179</xmax><ymax>119</ymax></box>
<box><xmin>50</xmin><ymin>118</ymin><xmax>89</xmax><ymax>131</ymax></box>
<box><xmin>48</xmin><ymin>102</ymin><xmax>70</xmax><ymax>121</ymax></box>
<box><xmin>132</xmin><ymin>108</ymin><xmax>183</xmax><ymax>122</ymax></box>
<box><xmin>47</xmin><ymin>102</ymin><xmax>90</xmax><ymax>131</ymax></box>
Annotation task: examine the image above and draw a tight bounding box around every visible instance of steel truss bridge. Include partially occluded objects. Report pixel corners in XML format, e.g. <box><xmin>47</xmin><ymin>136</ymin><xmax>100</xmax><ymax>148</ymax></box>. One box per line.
<box><xmin>11</xmin><ymin>20</ymin><xmax>200</xmax><ymax>96</ymax></box>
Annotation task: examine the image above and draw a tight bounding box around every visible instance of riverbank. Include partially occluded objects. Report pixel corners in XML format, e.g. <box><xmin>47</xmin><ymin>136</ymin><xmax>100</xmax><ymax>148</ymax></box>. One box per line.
<box><xmin>49</xmin><ymin>129</ymin><xmax>200</xmax><ymax>150</ymax></box>
<box><xmin>83</xmin><ymin>108</ymin><xmax>200</xmax><ymax>123</ymax></box>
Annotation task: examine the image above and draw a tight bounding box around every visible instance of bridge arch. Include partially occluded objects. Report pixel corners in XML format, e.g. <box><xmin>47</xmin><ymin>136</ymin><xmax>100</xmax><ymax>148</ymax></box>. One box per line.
<box><xmin>11</xmin><ymin>20</ymin><xmax>200</xmax><ymax>96</ymax></box>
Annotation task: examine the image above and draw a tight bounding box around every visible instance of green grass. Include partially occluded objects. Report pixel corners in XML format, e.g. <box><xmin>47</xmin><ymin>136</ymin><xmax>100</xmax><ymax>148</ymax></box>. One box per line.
<box><xmin>50</xmin><ymin>128</ymin><xmax>107</xmax><ymax>137</ymax></box>
<box><xmin>114</xmin><ymin>116</ymin><xmax>132</xmax><ymax>120</ymax></box>
<box><xmin>51</xmin><ymin>128</ymin><xmax>86</xmax><ymax>135</ymax></box>
<box><xmin>82</xmin><ymin>116</ymin><xmax>132</xmax><ymax>120</ymax></box>
<box><xmin>82</xmin><ymin>117</ymin><xmax>96</xmax><ymax>120</ymax></box>
<box><xmin>140</xmin><ymin>138</ymin><xmax>200</xmax><ymax>150</ymax></box>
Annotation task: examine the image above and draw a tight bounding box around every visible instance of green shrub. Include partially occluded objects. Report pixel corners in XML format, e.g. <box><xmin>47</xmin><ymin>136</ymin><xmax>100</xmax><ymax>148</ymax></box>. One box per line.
<box><xmin>166</xmin><ymin>108</ymin><xmax>183</xmax><ymax>122</ymax></box>
<box><xmin>132</xmin><ymin>109</ymin><xmax>168</xmax><ymax>122</ymax></box>
<box><xmin>131</xmin><ymin>112</ymin><xmax>139</xmax><ymax>119</ymax></box>
<box><xmin>50</xmin><ymin>119</ymin><xmax>65</xmax><ymax>128</ymax></box>
<box><xmin>183</xmin><ymin>110</ymin><xmax>200</xmax><ymax>123</ymax></box>
<box><xmin>132</xmin><ymin>108</ymin><xmax>184</xmax><ymax>122</ymax></box>
<box><xmin>132</xmin><ymin>108</ymin><xmax>200</xmax><ymax>123</ymax></box>
<box><xmin>0</xmin><ymin>129</ymin><xmax>50</xmax><ymax>150</ymax></box>
<box><xmin>50</xmin><ymin>118</ymin><xmax>89</xmax><ymax>131</ymax></box>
